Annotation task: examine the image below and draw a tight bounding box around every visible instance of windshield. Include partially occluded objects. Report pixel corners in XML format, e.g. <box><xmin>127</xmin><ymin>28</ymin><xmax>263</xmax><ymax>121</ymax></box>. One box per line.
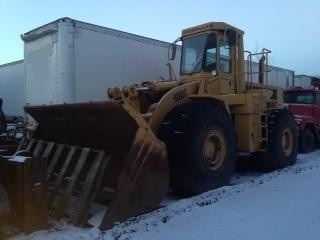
<box><xmin>284</xmin><ymin>91</ymin><xmax>314</xmax><ymax>104</ymax></box>
<box><xmin>180</xmin><ymin>33</ymin><xmax>217</xmax><ymax>75</ymax></box>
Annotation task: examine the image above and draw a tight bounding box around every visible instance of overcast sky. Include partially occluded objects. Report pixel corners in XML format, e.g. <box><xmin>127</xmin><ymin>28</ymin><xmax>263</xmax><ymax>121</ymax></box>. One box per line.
<box><xmin>0</xmin><ymin>0</ymin><xmax>319</xmax><ymax>75</ymax></box>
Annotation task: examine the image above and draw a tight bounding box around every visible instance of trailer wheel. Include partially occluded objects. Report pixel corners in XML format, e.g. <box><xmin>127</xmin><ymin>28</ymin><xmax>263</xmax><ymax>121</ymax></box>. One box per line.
<box><xmin>255</xmin><ymin>109</ymin><xmax>297</xmax><ymax>171</ymax></box>
<box><xmin>158</xmin><ymin>102</ymin><xmax>236</xmax><ymax>196</ymax></box>
<box><xmin>299</xmin><ymin>128</ymin><xmax>314</xmax><ymax>153</ymax></box>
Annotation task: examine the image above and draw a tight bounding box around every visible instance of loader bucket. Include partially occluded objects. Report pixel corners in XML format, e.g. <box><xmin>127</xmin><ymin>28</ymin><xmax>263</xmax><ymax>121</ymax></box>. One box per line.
<box><xmin>24</xmin><ymin>101</ymin><xmax>169</xmax><ymax>230</ymax></box>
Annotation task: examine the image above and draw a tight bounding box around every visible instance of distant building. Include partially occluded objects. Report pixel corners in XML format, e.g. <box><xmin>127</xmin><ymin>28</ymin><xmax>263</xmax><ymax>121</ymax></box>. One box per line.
<box><xmin>244</xmin><ymin>62</ymin><xmax>294</xmax><ymax>88</ymax></box>
<box><xmin>0</xmin><ymin>60</ymin><xmax>24</xmax><ymax>117</ymax></box>
<box><xmin>293</xmin><ymin>75</ymin><xmax>313</xmax><ymax>88</ymax></box>
<box><xmin>311</xmin><ymin>76</ymin><xmax>320</xmax><ymax>87</ymax></box>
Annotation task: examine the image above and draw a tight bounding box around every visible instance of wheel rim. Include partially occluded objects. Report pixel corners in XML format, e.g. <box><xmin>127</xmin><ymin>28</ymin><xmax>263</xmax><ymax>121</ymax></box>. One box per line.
<box><xmin>202</xmin><ymin>129</ymin><xmax>226</xmax><ymax>170</ymax></box>
<box><xmin>282</xmin><ymin>127</ymin><xmax>294</xmax><ymax>156</ymax></box>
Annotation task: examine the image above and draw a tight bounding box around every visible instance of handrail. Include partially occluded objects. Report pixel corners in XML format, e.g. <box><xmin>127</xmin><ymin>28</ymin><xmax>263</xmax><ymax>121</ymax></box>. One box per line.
<box><xmin>244</xmin><ymin>49</ymin><xmax>272</xmax><ymax>88</ymax></box>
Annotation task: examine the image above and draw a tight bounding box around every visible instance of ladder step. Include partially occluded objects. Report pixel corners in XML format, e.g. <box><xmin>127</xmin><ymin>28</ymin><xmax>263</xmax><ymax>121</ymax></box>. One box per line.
<box><xmin>260</xmin><ymin>111</ymin><xmax>268</xmax><ymax>151</ymax></box>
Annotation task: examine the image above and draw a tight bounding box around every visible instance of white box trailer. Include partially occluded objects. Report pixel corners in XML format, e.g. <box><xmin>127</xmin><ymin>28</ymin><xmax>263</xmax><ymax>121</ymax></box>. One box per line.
<box><xmin>244</xmin><ymin>61</ymin><xmax>295</xmax><ymax>88</ymax></box>
<box><xmin>0</xmin><ymin>60</ymin><xmax>24</xmax><ymax>116</ymax></box>
<box><xmin>21</xmin><ymin>17</ymin><xmax>181</xmax><ymax>106</ymax></box>
<box><xmin>293</xmin><ymin>75</ymin><xmax>313</xmax><ymax>88</ymax></box>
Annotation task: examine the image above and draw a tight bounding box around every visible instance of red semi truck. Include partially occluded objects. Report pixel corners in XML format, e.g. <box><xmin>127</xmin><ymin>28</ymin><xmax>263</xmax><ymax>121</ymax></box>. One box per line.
<box><xmin>284</xmin><ymin>87</ymin><xmax>320</xmax><ymax>152</ymax></box>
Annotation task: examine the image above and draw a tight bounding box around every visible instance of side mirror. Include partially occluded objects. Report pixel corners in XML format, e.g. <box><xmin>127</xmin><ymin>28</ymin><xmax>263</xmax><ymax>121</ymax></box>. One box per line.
<box><xmin>228</xmin><ymin>29</ymin><xmax>237</xmax><ymax>46</ymax></box>
<box><xmin>168</xmin><ymin>37</ymin><xmax>181</xmax><ymax>61</ymax></box>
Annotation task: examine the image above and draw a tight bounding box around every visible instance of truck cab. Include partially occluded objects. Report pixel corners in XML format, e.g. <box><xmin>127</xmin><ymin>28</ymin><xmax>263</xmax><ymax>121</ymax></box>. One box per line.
<box><xmin>284</xmin><ymin>87</ymin><xmax>320</xmax><ymax>152</ymax></box>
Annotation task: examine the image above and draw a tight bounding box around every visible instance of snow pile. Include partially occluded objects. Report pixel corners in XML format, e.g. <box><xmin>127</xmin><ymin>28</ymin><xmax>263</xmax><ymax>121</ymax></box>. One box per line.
<box><xmin>9</xmin><ymin>151</ymin><xmax>320</xmax><ymax>240</ymax></box>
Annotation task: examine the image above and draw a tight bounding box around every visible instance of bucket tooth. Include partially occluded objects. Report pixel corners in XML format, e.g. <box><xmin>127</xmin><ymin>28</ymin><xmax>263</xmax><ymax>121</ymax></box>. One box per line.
<box><xmin>47</xmin><ymin>144</ymin><xmax>64</xmax><ymax>178</ymax></box>
<box><xmin>70</xmin><ymin>151</ymin><xmax>110</xmax><ymax>226</ymax></box>
<box><xmin>42</xmin><ymin>142</ymin><xmax>55</xmax><ymax>159</ymax></box>
<box><xmin>26</xmin><ymin>139</ymin><xmax>35</xmax><ymax>152</ymax></box>
<box><xmin>53</xmin><ymin>147</ymin><xmax>90</xmax><ymax>219</ymax></box>
<box><xmin>32</xmin><ymin>140</ymin><xmax>44</xmax><ymax>158</ymax></box>
<box><xmin>49</xmin><ymin>146</ymin><xmax>77</xmax><ymax>208</ymax></box>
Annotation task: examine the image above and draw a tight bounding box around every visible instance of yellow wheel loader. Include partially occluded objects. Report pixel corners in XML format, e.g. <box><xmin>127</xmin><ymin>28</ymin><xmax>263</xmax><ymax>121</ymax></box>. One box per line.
<box><xmin>22</xmin><ymin>22</ymin><xmax>297</xmax><ymax>230</ymax></box>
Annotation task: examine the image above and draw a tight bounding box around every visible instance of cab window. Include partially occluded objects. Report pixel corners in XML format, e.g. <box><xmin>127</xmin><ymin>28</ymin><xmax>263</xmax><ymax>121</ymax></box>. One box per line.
<box><xmin>219</xmin><ymin>40</ymin><xmax>231</xmax><ymax>73</ymax></box>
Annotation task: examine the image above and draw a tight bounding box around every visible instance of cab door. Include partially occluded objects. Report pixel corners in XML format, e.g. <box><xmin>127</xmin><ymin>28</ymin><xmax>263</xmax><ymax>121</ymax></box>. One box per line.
<box><xmin>217</xmin><ymin>39</ymin><xmax>234</xmax><ymax>94</ymax></box>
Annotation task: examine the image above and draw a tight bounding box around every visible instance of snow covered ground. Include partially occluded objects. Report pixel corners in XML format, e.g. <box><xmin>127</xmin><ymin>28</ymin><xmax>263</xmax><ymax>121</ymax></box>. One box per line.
<box><xmin>9</xmin><ymin>151</ymin><xmax>320</xmax><ymax>240</ymax></box>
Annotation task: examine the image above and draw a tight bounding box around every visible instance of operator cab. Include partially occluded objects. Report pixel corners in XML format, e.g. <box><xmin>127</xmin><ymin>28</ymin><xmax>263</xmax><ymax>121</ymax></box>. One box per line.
<box><xmin>180</xmin><ymin>32</ymin><xmax>230</xmax><ymax>76</ymax></box>
<box><xmin>176</xmin><ymin>22</ymin><xmax>245</xmax><ymax>94</ymax></box>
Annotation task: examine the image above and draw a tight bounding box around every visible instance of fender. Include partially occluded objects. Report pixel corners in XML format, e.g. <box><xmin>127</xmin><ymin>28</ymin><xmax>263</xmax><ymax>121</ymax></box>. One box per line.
<box><xmin>149</xmin><ymin>81</ymin><xmax>241</xmax><ymax>133</ymax></box>
<box><xmin>149</xmin><ymin>81</ymin><xmax>198</xmax><ymax>132</ymax></box>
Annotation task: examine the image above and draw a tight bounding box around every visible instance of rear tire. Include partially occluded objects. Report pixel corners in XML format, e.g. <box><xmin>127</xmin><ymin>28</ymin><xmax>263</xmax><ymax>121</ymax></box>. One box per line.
<box><xmin>255</xmin><ymin>109</ymin><xmax>298</xmax><ymax>171</ymax></box>
<box><xmin>299</xmin><ymin>128</ymin><xmax>314</xmax><ymax>153</ymax></box>
<box><xmin>158</xmin><ymin>102</ymin><xmax>236</xmax><ymax>196</ymax></box>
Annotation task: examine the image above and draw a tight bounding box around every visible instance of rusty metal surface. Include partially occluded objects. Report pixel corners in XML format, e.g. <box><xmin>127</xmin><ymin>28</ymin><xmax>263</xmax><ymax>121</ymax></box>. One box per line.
<box><xmin>100</xmin><ymin>127</ymin><xmax>169</xmax><ymax>230</ymax></box>
<box><xmin>25</xmin><ymin>101</ymin><xmax>138</xmax><ymax>152</ymax></box>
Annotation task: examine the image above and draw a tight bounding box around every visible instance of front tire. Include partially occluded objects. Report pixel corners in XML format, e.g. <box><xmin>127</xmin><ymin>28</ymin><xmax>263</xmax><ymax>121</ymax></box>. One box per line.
<box><xmin>158</xmin><ymin>102</ymin><xmax>236</xmax><ymax>196</ymax></box>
